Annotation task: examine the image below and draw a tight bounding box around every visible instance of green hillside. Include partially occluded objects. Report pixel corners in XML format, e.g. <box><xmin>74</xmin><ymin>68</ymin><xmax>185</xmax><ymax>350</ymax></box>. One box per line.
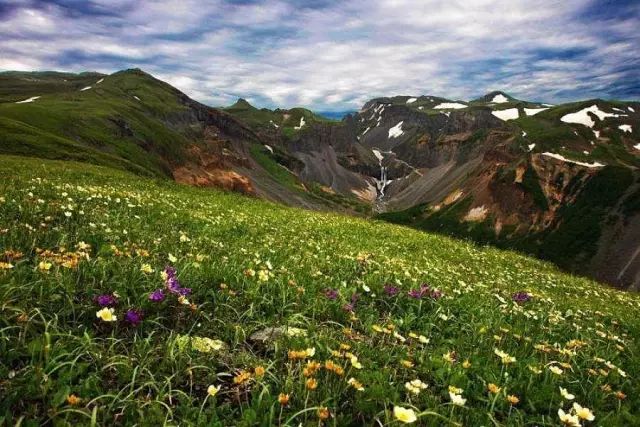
<box><xmin>0</xmin><ymin>69</ymin><xmax>205</xmax><ymax>177</ymax></box>
<box><xmin>1</xmin><ymin>155</ymin><xmax>638</xmax><ymax>426</ymax></box>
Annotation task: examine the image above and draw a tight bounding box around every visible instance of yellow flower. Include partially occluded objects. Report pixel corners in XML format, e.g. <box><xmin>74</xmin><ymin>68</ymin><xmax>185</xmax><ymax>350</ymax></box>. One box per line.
<box><xmin>207</xmin><ymin>385</ymin><xmax>221</xmax><ymax>396</ymax></box>
<box><xmin>462</xmin><ymin>359</ymin><xmax>471</xmax><ymax>369</ymax></box>
<box><xmin>418</xmin><ymin>335</ymin><xmax>429</xmax><ymax>344</ymax></box>
<box><xmin>558</xmin><ymin>408</ymin><xmax>580</xmax><ymax>427</ymax></box>
<box><xmin>278</xmin><ymin>393</ymin><xmax>290</xmax><ymax>406</ymax></box>
<box><xmin>442</xmin><ymin>351</ymin><xmax>456</xmax><ymax>364</ymax></box>
<box><xmin>254</xmin><ymin>366</ymin><xmax>265</xmax><ymax>378</ymax></box>
<box><xmin>38</xmin><ymin>261</ymin><xmax>52</xmax><ymax>271</ymax></box>
<box><xmin>233</xmin><ymin>370</ymin><xmax>252</xmax><ymax>385</ymax></box>
<box><xmin>168</xmin><ymin>253</ymin><xmax>177</xmax><ymax>263</ymax></box>
<box><xmin>448</xmin><ymin>385</ymin><xmax>463</xmax><ymax>394</ymax></box>
<box><xmin>305</xmin><ymin>377</ymin><xmax>318</xmax><ymax>390</ymax></box>
<box><xmin>487</xmin><ymin>383</ymin><xmax>501</xmax><ymax>394</ymax></box>
<box><xmin>401</xmin><ymin>359</ymin><xmax>414</xmax><ymax>368</ymax></box>
<box><xmin>572</xmin><ymin>403</ymin><xmax>595</xmax><ymax>421</ymax></box>
<box><xmin>140</xmin><ymin>263</ymin><xmax>154</xmax><ymax>274</ymax></box>
<box><xmin>317</xmin><ymin>407</ymin><xmax>330</xmax><ymax>420</ymax></box>
<box><xmin>0</xmin><ymin>262</ymin><xmax>14</xmax><ymax>270</ymax></box>
<box><xmin>349</xmin><ymin>355</ymin><xmax>363</xmax><ymax>369</ymax></box>
<box><xmin>96</xmin><ymin>307</ymin><xmax>117</xmax><ymax>322</ymax></box>
<box><xmin>303</xmin><ymin>361</ymin><xmax>321</xmax><ymax>377</ymax></box>
<box><xmin>393</xmin><ymin>406</ymin><xmax>417</xmax><ymax>423</ymax></box>
<box><xmin>66</xmin><ymin>394</ymin><xmax>81</xmax><ymax>405</ymax></box>
<box><xmin>494</xmin><ymin>348</ymin><xmax>516</xmax><ymax>364</ymax></box>
<box><xmin>560</xmin><ymin>387</ymin><xmax>575</xmax><ymax>400</ymax></box>
<box><xmin>507</xmin><ymin>395</ymin><xmax>520</xmax><ymax>405</ymax></box>
<box><xmin>347</xmin><ymin>377</ymin><xmax>365</xmax><ymax>391</ymax></box>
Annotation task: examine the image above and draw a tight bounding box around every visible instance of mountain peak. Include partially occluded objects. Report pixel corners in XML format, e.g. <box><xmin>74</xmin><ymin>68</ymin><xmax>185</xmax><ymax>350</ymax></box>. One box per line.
<box><xmin>477</xmin><ymin>91</ymin><xmax>516</xmax><ymax>104</ymax></box>
<box><xmin>228</xmin><ymin>98</ymin><xmax>254</xmax><ymax>109</ymax></box>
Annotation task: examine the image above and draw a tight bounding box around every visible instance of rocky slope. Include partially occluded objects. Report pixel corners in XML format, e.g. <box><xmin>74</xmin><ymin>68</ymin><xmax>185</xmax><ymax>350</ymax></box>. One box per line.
<box><xmin>1</xmin><ymin>70</ymin><xmax>639</xmax><ymax>289</ymax></box>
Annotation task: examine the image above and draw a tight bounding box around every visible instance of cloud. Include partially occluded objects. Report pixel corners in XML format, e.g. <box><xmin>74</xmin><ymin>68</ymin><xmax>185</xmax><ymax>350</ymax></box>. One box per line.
<box><xmin>0</xmin><ymin>0</ymin><xmax>638</xmax><ymax>110</ymax></box>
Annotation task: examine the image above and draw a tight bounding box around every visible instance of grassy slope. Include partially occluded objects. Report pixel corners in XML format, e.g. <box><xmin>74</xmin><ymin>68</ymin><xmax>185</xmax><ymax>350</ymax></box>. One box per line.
<box><xmin>0</xmin><ymin>70</ymin><xmax>198</xmax><ymax>177</ymax></box>
<box><xmin>0</xmin><ymin>155</ymin><xmax>638</xmax><ymax>426</ymax></box>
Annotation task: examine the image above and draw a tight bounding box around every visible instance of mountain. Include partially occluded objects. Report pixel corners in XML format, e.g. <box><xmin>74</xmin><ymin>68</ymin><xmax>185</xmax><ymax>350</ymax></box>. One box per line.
<box><xmin>1</xmin><ymin>69</ymin><xmax>639</xmax><ymax>289</ymax></box>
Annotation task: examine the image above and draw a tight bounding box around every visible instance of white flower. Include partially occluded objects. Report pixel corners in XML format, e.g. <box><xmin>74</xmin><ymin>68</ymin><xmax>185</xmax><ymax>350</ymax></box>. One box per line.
<box><xmin>560</xmin><ymin>387</ymin><xmax>575</xmax><ymax>400</ymax></box>
<box><xmin>572</xmin><ymin>403</ymin><xmax>595</xmax><ymax>421</ymax></box>
<box><xmin>405</xmin><ymin>379</ymin><xmax>428</xmax><ymax>395</ymax></box>
<box><xmin>558</xmin><ymin>408</ymin><xmax>581</xmax><ymax>427</ymax></box>
<box><xmin>96</xmin><ymin>307</ymin><xmax>117</xmax><ymax>322</ymax></box>
<box><xmin>449</xmin><ymin>392</ymin><xmax>466</xmax><ymax>406</ymax></box>
<box><xmin>393</xmin><ymin>406</ymin><xmax>417</xmax><ymax>423</ymax></box>
<box><xmin>207</xmin><ymin>385</ymin><xmax>221</xmax><ymax>396</ymax></box>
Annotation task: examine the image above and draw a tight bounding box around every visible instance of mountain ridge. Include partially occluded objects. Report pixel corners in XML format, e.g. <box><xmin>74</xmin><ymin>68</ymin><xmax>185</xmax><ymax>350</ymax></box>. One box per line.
<box><xmin>1</xmin><ymin>68</ymin><xmax>639</xmax><ymax>289</ymax></box>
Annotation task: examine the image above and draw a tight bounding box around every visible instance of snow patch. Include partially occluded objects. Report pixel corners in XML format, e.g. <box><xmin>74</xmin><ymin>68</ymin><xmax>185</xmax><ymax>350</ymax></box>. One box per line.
<box><xmin>269</xmin><ymin>120</ymin><xmax>279</xmax><ymax>128</ymax></box>
<box><xmin>264</xmin><ymin>145</ymin><xmax>274</xmax><ymax>154</ymax></box>
<box><xmin>524</xmin><ymin>107</ymin><xmax>548</xmax><ymax>116</ymax></box>
<box><xmin>593</xmin><ymin>130</ymin><xmax>600</xmax><ymax>139</ymax></box>
<box><xmin>634</xmin><ymin>143</ymin><xmax>640</xmax><ymax>151</ymax></box>
<box><xmin>406</xmin><ymin>97</ymin><xmax>417</xmax><ymax>104</ymax></box>
<box><xmin>418</xmin><ymin>106</ymin><xmax>424</xmax><ymax>110</ymax></box>
<box><xmin>492</xmin><ymin>108</ymin><xmax>519</xmax><ymax>121</ymax></box>
<box><xmin>561</xmin><ymin>104</ymin><xmax>621</xmax><ymax>128</ymax></box>
<box><xmin>96</xmin><ymin>78</ymin><xmax>104</xmax><ymax>84</ymax></box>
<box><xmin>521</xmin><ymin>130</ymin><xmax>527</xmax><ymax>137</ymax></box>
<box><xmin>528</xmin><ymin>143</ymin><xmax>536</xmax><ymax>151</ymax></box>
<box><xmin>629</xmin><ymin>107</ymin><xmax>635</xmax><ymax>113</ymax></box>
<box><xmin>294</xmin><ymin>116</ymin><xmax>306</xmax><ymax>130</ymax></box>
<box><xmin>80</xmin><ymin>86</ymin><xmax>92</xmax><ymax>91</ymax></box>
<box><xmin>388</xmin><ymin>121</ymin><xmax>404</xmax><ymax>138</ymax></box>
<box><xmin>491</xmin><ymin>94</ymin><xmax>509</xmax><ymax>103</ymax></box>
<box><xmin>619</xmin><ymin>124</ymin><xmax>632</xmax><ymax>133</ymax></box>
<box><xmin>434</xmin><ymin>102</ymin><xmax>467</xmax><ymax>109</ymax></box>
<box><xmin>15</xmin><ymin>96</ymin><xmax>40</xmax><ymax>104</ymax></box>
<box><xmin>541</xmin><ymin>152</ymin><xmax>604</xmax><ymax>168</ymax></box>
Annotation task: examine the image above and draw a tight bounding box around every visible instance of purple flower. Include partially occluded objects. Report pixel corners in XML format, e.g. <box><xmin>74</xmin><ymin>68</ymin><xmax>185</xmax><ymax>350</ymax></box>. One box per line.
<box><xmin>383</xmin><ymin>284</ymin><xmax>399</xmax><ymax>297</ymax></box>
<box><xmin>125</xmin><ymin>309</ymin><xmax>144</xmax><ymax>326</ymax></box>
<box><xmin>408</xmin><ymin>289</ymin><xmax>422</xmax><ymax>299</ymax></box>
<box><xmin>324</xmin><ymin>288</ymin><xmax>339</xmax><ymax>300</ymax></box>
<box><xmin>408</xmin><ymin>283</ymin><xmax>434</xmax><ymax>299</ymax></box>
<box><xmin>511</xmin><ymin>291</ymin><xmax>531</xmax><ymax>304</ymax></box>
<box><xmin>164</xmin><ymin>266</ymin><xmax>191</xmax><ymax>295</ymax></box>
<box><xmin>94</xmin><ymin>294</ymin><xmax>117</xmax><ymax>307</ymax></box>
<box><xmin>430</xmin><ymin>289</ymin><xmax>442</xmax><ymax>300</ymax></box>
<box><xmin>342</xmin><ymin>302</ymin><xmax>355</xmax><ymax>313</ymax></box>
<box><xmin>149</xmin><ymin>288</ymin><xmax>165</xmax><ymax>302</ymax></box>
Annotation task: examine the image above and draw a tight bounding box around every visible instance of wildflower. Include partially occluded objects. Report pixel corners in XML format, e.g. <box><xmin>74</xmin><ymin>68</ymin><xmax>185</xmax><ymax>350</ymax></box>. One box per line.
<box><xmin>511</xmin><ymin>291</ymin><xmax>531</xmax><ymax>303</ymax></box>
<box><xmin>549</xmin><ymin>366</ymin><xmax>564</xmax><ymax>375</ymax></box>
<box><xmin>94</xmin><ymin>294</ymin><xmax>118</xmax><ymax>307</ymax></box>
<box><xmin>558</xmin><ymin>408</ymin><xmax>581</xmax><ymax>427</ymax></box>
<box><xmin>393</xmin><ymin>406</ymin><xmax>417</xmax><ymax>423</ymax></box>
<box><xmin>462</xmin><ymin>359</ymin><xmax>471</xmax><ymax>369</ymax></box>
<box><xmin>317</xmin><ymin>407</ymin><xmax>330</xmax><ymax>420</ymax></box>
<box><xmin>401</xmin><ymin>359</ymin><xmax>414</xmax><ymax>368</ymax></box>
<box><xmin>487</xmin><ymin>383</ymin><xmax>501</xmax><ymax>394</ymax></box>
<box><xmin>38</xmin><ymin>261</ymin><xmax>52</xmax><ymax>271</ymax></box>
<box><xmin>191</xmin><ymin>337</ymin><xmax>225</xmax><ymax>353</ymax></box>
<box><xmin>258</xmin><ymin>269</ymin><xmax>270</xmax><ymax>282</ymax></box>
<box><xmin>305</xmin><ymin>377</ymin><xmax>318</xmax><ymax>390</ymax></box>
<box><xmin>278</xmin><ymin>393</ymin><xmax>290</xmax><ymax>406</ymax></box>
<box><xmin>572</xmin><ymin>403</ymin><xmax>595</xmax><ymax>421</ymax></box>
<box><xmin>349</xmin><ymin>355</ymin><xmax>363</xmax><ymax>369</ymax></box>
<box><xmin>233</xmin><ymin>370</ymin><xmax>252</xmax><ymax>385</ymax></box>
<box><xmin>372</xmin><ymin>324</ymin><xmax>384</xmax><ymax>333</ymax></box>
<box><xmin>324</xmin><ymin>288</ymin><xmax>339</xmax><ymax>300</ymax></box>
<box><xmin>614</xmin><ymin>391</ymin><xmax>626</xmax><ymax>400</ymax></box>
<box><xmin>254</xmin><ymin>366</ymin><xmax>265</xmax><ymax>378</ymax></box>
<box><xmin>124</xmin><ymin>309</ymin><xmax>144</xmax><ymax>326</ymax></box>
<box><xmin>494</xmin><ymin>348</ymin><xmax>516</xmax><ymax>364</ymax></box>
<box><xmin>448</xmin><ymin>385</ymin><xmax>463</xmax><ymax>394</ymax></box>
<box><xmin>149</xmin><ymin>288</ymin><xmax>165</xmax><ymax>302</ymax></box>
<box><xmin>207</xmin><ymin>385</ymin><xmax>221</xmax><ymax>396</ymax></box>
<box><xmin>96</xmin><ymin>307</ymin><xmax>117</xmax><ymax>322</ymax></box>
<box><xmin>324</xmin><ymin>360</ymin><xmax>345</xmax><ymax>376</ymax></box>
<box><xmin>449</xmin><ymin>391</ymin><xmax>466</xmax><ymax>406</ymax></box>
<box><xmin>140</xmin><ymin>263</ymin><xmax>154</xmax><ymax>274</ymax></box>
<box><xmin>507</xmin><ymin>395</ymin><xmax>520</xmax><ymax>405</ymax></box>
<box><xmin>288</xmin><ymin>347</ymin><xmax>315</xmax><ymax>360</ymax></box>
<box><xmin>560</xmin><ymin>387</ymin><xmax>575</xmax><ymax>400</ymax></box>
<box><xmin>528</xmin><ymin>365</ymin><xmax>543</xmax><ymax>374</ymax></box>
<box><xmin>303</xmin><ymin>361</ymin><xmax>321</xmax><ymax>377</ymax></box>
<box><xmin>66</xmin><ymin>394</ymin><xmax>81</xmax><ymax>405</ymax></box>
<box><xmin>0</xmin><ymin>262</ymin><xmax>14</xmax><ymax>269</ymax></box>
<box><xmin>383</xmin><ymin>283</ymin><xmax>399</xmax><ymax>296</ymax></box>
<box><xmin>405</xmin><ymin>379</ymin><xmax>428</xmax><ymax>395</ymax></box>
<box><xmin>442</xmin><ymin>351</ymin><xmax>456</xmax><ymax>364</ymax></box>
<box><xmin>168</xmin><ymin>253</ymin><xmax>177</xmax><ymax>263</ymax></box>
<box><xmin>347</xmin><ymin>377</ymin><xmax>364</xmax><ymax>391</ymax></box>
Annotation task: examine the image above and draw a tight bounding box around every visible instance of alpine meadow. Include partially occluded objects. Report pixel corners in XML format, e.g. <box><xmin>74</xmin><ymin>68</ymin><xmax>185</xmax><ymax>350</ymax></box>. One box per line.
<box><xmin>1</xmin><ymin>1</ymin><xmax>640</xmax><ymax>426</ymax></box>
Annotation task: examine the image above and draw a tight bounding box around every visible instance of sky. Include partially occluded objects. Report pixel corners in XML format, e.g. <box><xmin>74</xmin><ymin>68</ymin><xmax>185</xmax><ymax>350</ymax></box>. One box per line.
<box><xmin>1</xmin><ymin>0</ymin><xmax>639</xmax><ymax>112</ymax></box>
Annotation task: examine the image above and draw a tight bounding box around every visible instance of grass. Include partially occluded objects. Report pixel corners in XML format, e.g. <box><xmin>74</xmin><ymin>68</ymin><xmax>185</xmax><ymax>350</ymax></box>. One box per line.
<box><xmin>0</xmin><ymin>155</ymin><xmax>638</xmax><ymax>426</ymax></box>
